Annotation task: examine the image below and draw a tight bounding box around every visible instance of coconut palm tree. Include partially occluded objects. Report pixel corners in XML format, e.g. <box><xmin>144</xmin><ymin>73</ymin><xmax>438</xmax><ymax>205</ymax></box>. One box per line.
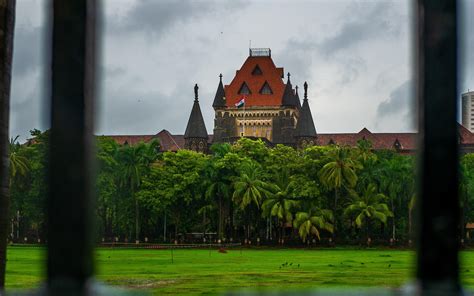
<box><xmin>318</xmin><ymin>145</ymin><xmax>361</xmax><ymax>237</ymax></box>
<box><xmin>378</xmin><ymin>156</ymin><xmax>413</xmax><ymax>240</ymax></box>
<box><xmin>233</xmin><ymin>162</ymin><xmax>272</xmax><ymax>210</ymax></box>
<box><xmin>116</xmin><ymin>140</ymin><xmax>159</xmax><ymax>242</ymax></box>
<box><xmin>233</xmin><ymin>162</ymin><xmax>273</xmax><ymax>239</ymax></box>
<box><xmin>9</xmin><ymin>136</ymin><xmax>29</xmax><ymax>184</ymax></box>
<box><xmin>262</xmin><ymin>171</ymin><xmax>299</xmax><ymax>240</ymax></box>
<box><xmin>293</xmin><ymin>207</ymin><xmax>334</xmax><ymax>242</ymax></box>
<box><xmin>344</xmin><ymin>183</ymin><xmax>393</xmax><ymax>241</ymax></box>
<box><xmin>205</xmin><ymin>170</ymin><xmax>231</xmax><ymax>240</ymax></box>
<box><xmin>0</xmin><ymin>0</ymin><xmax>16</xmax><ymax>289</ymax></box>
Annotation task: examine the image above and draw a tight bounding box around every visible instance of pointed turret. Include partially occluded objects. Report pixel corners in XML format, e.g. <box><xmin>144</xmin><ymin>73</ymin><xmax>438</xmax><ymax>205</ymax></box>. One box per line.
<box><xmin>281</xmin><ymin>73</ymin><xmax>299</xmax><ymax>108</ymax></box>
<box><xmin>295</xmin><ymin>85</ymin><xmax>302</xmax><ymax>110</ymax></box>
<box><xmin>295</xmin><ymin>82</ymin><xmax>317</xmax><ymax>148</ymax></box>
<box><xmin>212</xmin><ymin>74</ymin><xmax>226</xmax><ymax>108</ymax></box>
<box><xmin>184</xmin><ymin>84</ymin><xmax>208</xmax><ymax>152</ymax></box>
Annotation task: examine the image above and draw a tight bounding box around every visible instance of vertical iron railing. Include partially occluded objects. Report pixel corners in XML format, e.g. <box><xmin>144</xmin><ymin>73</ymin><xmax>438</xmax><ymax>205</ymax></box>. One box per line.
<box><xmin>0</xmin><ymin>0</ymin><xmax>454</xmax><ymax>294</ymax></box>
<box><xmin>48</xmin><ymin>0</ymin><xmax>97</xmax><ymax>294</ymax></box>
<box><xmin>416</xmin><ymin>0</ymin><xmax>460</xmax><ymax>294</ymax></box>
<box><xmin>0</xmin><ymin>0</ymin><xmax>15</xmax><ymax>289</ymax></box>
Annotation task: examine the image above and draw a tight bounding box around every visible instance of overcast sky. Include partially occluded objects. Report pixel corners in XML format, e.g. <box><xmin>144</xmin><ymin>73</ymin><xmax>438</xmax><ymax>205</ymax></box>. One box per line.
<box><xmin>9</xmin><ymin>0</ymin><xmax>474</xmax><ymax>140</ymax></box>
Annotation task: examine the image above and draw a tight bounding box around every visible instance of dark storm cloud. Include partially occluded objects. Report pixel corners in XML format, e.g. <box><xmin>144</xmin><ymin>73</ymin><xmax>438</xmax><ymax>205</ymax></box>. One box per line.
<box><xmin>278</xmin><ymin>2</ymin><xmax>403</xmax><ymax>86</ymax></box>
<box><xmin>12</xmin><ymin>26</ymin><xmax>44</xmax><ymax>77</ymax></box>
<box><xmin>319</xmin><ymin>2</ymin><xmax>401</xmax><ymax>56</ymax></box>
<box><xmin>377</xmin><ymin>80</ymin><xmax>414</xmax><ymax>118</ymax></box>
<box><xmin>107</xmin><ymin>0</ymin><xmax>247</xmax><ymax>38</ymax></box>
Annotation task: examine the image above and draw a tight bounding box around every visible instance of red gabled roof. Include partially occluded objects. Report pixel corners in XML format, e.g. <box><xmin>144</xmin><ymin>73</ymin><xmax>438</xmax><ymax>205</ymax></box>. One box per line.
<box><xmin>317</xmin><ymin>128</ymin><xmax>417</xmax><ymax>151</ymax></box>
<box><xmin>225</xmin><ymin>56</ymin><xmax>286</xmax><ymax>107</ymax></box>
<box><xmin>104</xmin><ymin>130</ymin><xmax>184</xmax><ymax>152</ymax></box>
<box><xmin>156</xmin><ymin>130</ymin><xmax>183</xmax><ymax>152</ymax></box>
<box><xmin>106</xmin><ymin>135</ymin><xmax>157</xmax><ymax>146</ymax></box>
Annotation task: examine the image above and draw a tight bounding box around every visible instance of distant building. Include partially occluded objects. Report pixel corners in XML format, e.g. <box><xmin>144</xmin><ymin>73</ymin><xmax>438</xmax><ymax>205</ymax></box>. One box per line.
<box><xmin>462</xmin><ymin>91</ymin><xmax>474</xmax><ymax>132</ymax></box>
<box><xmin>104</xmin><ymin>48</ymin><xmax>474</xmax><ymax>154</ymax></box>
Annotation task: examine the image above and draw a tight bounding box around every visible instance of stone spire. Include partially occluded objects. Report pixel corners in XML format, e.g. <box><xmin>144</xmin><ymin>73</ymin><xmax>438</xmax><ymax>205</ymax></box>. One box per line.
<box><xmin>212</xmin><ymin>74</ymin><xmax>226</xmax><ymax>108</ymax></box>
<box><xmin>281</xmin><ymin>72</ymin><xmax>299</xmax><ymax>107</ymax></box>
<box><xmin>295</xmin><ymin>85</ymin><xmax>302</xmax><ymax>110</ymax></box>
<box><xmin>294</xmin><ymin>81</ymin><xmax>317</xmax><ymax>148</ymax></box>
<box><xmin>184</xmin><ymin>84</ymin><xmax>208</xmax><ymax>152</ymax></box>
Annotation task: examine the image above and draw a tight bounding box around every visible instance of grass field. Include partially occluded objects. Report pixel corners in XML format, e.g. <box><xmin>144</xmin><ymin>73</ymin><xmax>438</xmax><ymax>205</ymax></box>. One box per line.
<box><xmin>5</xmin><ymin>246</ymin><xmax>474</xmax><ymax>295</ymax></box>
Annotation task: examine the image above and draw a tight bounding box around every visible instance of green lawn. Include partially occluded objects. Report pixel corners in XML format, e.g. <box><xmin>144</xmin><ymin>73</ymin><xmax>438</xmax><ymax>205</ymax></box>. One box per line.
<box><xmin>5</xmin><ymin>246</ymin><xmax>474</xmax><ymax>295</ymax></box>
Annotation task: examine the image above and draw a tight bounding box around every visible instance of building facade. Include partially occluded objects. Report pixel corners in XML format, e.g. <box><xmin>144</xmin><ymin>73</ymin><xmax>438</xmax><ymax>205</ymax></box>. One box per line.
<box><xmin>105</xmin><ymin>49</ymin><xmax>474</xmax><ymax>154</ymax></box>
<box><xmin>210</xmin><ymin>48</ymin><xmax>315</xmax><ymax>148</ymax></box>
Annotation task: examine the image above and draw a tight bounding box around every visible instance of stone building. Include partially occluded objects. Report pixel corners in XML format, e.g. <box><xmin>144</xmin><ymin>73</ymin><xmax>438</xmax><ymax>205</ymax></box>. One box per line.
<box><xmin>105</xmin><ymin>48</ymin><xmax>474</xmax><ymax>154</ymax></box>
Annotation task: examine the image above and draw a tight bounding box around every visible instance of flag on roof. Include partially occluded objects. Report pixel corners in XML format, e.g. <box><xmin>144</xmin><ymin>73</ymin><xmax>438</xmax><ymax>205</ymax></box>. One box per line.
<box><xmin>235</xmin><ymin>97</ymin><xmax>246</xmax><ymax>108</ymax></box>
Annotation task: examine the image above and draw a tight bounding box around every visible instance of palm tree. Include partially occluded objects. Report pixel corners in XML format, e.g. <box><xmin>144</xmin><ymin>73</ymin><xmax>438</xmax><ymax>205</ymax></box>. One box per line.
<box><xmin>116</xmin><ymin>141</ymin><xmax>159</xmax><ymax>242</ymax></box>
<box><xmin>262</xmin><ymin>171</ymin><xmax>299</xmax><ymax>241</ymax></box>
<box><xmin>233</xmin><ymin>162</ymin><xmax>272</xmax><ymax>210</ymax></box>
<box><xmin>293</xmin><ymin>207</ymin><xmax>334</xmax><ymax>243</ymax></box>
<box><xmin>344</xmin><ymin>183</ymin><xmax>393</xmax><ymax>241</ymax></box>
<box><xmin>378</xmin><ymin>156</ymin><xmax>413</xmax><ymax>241</ymax></box>
<box><xmin>318</xmin><ymin>145</ymin><xmax>361</xmax><ymax>236</ymax></box>
<box><xmin>0</xmin><ymin>0</ymin><xmax>16</xmax><ymax>289</ymax></box>
<box><xmin>9</xmin><ymin>136</ymin><xmax>29</xmax><ymax>184</ymax></box>
<box><xmin>205</xmin><ymin>171</ymin><xmax>231</xmax><ymax>240</ymax></box>
<box><xmin>355</xmin><ymin>139</ymin><xmax>377</xmax><ymax>164</ymax></box>
<box><xmin>233</xmin><ymin>162</ymin><xmax>273</xmax><ymax>238</ymax></box>
<box><xmin>205</xmin><ymin>143</ymin><xmax>233</xmax><ymax>239</ymax></box>
<box><xmin>408</xmin><ymin>194</ymin><xmax>416</xmax><ymax>240</ymax></box>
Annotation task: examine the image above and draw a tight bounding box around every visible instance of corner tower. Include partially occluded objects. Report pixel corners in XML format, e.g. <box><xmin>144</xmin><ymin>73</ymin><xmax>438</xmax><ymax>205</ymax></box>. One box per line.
<box><xmin>184</xmin><ymin>84</ymin><xmax>209</xmax><ymax>152</ymax></box>
<box><xmin>294</xmin><ymin>82</ymin><xmax>317</xmax><ymax>148</ymax></box>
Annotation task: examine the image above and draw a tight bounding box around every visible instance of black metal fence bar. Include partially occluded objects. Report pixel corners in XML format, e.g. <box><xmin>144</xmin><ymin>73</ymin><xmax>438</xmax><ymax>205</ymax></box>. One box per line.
<box><xmin>48</xmin><ymin>0</ymin><xmax>97</xmax><ymax>294</ymax></box>
<box><xmin>416</xmin><ymin>0</ymin><xmax>460</xmax><ymax>294</ymax></box>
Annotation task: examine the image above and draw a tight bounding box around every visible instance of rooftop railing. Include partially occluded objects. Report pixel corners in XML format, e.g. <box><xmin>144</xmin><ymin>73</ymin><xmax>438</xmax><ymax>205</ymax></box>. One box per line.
<box><xmin>249</xmin><ymin>48</ymin><xmax>271</xmax><ymax>57</ymax></box>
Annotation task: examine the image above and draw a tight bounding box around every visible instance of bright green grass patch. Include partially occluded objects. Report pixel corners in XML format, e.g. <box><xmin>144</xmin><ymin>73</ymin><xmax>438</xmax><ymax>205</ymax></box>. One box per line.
<box><xmin>5</xmin><ymin>246</ymin><xmax>474</xmax><ymax>295</ymax></box>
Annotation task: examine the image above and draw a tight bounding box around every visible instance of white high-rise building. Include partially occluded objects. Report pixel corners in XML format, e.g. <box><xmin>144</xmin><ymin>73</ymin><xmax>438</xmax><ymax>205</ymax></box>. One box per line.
<box><xmin>462</xmin><ymin>91</ymin><xmax>474</xmax><ymax>132</ymax></box>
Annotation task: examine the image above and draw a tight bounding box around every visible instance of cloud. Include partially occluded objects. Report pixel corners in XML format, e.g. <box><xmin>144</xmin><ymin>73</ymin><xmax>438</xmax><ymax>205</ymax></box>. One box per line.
<box><xmin>106</xmin><ymin>0</ymin><xmax>247</xmax><ymax>39</ymax></box>
<box><xmin>12</xmin><ymin>25</ymin><xmax>44</xmax><ymax>77</ymax></box>
<box><xmin>97</xmin><ymin>80</ymin><xmax>214</xmax><ymax>136</ymax></box>
<box><xmin>319</xmin><ymin>2</ymin><xmax>401</xmax><ymax>56</ymax></box>
<box><xmin>377</xmin><ymin>79</ymin><xmax>414</xmax><ymax>119</ymax></box>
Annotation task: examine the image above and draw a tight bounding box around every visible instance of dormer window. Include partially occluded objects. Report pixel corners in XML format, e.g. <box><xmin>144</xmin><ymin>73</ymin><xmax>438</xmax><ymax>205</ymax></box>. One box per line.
<box><xmin>259</xmin><ymin>81</ymin><xmax>273</xmax><ymax>94</ymax></box>
<box><xmin>238</xmin><ymin>82</ymin><xmax>251</xmax><ymax>95</ymax></box>
<box><xmin>252</xmin><ymin>65</ymin><xmax>263</xmax><ymax>75</ymax></box>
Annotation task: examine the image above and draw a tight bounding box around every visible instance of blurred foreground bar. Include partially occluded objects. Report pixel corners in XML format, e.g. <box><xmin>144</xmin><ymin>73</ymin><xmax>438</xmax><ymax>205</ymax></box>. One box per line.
<box><xmin>416</xmin><ymin>0</ymin><xmax>460</xmax><ymax>294</ymax></box>
<box><xmin>48</xmin><ymin>0</ymin><xmax>97</xmax><ymax>294</ymax></box>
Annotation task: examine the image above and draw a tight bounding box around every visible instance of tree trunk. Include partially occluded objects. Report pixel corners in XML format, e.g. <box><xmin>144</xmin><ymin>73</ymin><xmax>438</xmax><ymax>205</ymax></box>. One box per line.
<box><xmin>135</xmin><ymin>196</ymin><xmax>139</xmax><ymax>242</ymax></box>
<box><xmin>0</xmin><ymin>0</ymin><xmax>15</xmax><ymax>289</ymax></box>
<box><xmin>333</xmin><ymin>188</ymin><xmax>339</xmax><ymax>241</ymax></box>
<box><xmin>391</xmin><ymin>197</ymin><xmax>396</xmax><ymax>240</ymax></box>
<box><xmin>408</xmin><ymin>207</ymin><xmax>412</xmax><ymax>240</ymax></box>
<box><xmin>163</xmin><ymin>213</ymin><xmax>167</xmax><ymax>242</ymax></box>
<box><xmin>218</xmin><ymin>195</ymin><xmax>223</xmax><ymax>239</ymax></box>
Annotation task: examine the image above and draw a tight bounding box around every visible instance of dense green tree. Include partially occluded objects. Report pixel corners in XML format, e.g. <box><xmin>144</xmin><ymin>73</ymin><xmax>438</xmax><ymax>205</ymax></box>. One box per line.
<box><xmin>115</xmin><ymin>140</ymin><xmax>159</xmax><ymax>242</ymax></box>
